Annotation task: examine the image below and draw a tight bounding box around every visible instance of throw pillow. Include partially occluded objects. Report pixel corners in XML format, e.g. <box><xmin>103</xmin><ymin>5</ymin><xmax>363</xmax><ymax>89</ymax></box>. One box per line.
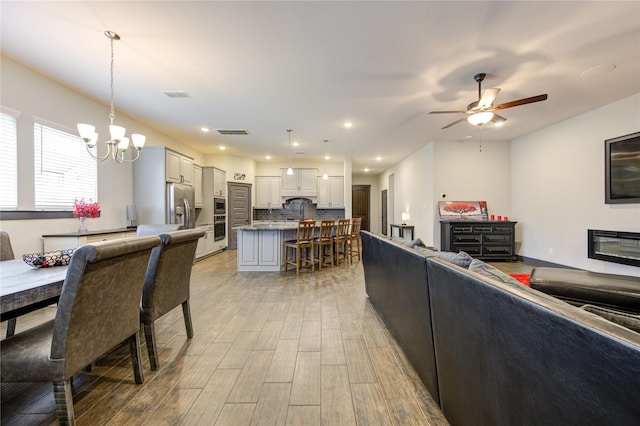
<box><xmin>435</xmin><ymin>250</ymin><xmax>473</xmax><ymax>268</ymax></box>
<box><xmin>414</xmin><ymin>246</ymin><xmax>439</xmax><ymax>258</ymax></box>
<box><xmin>468</xmin><ymin>258</ymin><xmax>523</xmax><ymax>287</ymax></box>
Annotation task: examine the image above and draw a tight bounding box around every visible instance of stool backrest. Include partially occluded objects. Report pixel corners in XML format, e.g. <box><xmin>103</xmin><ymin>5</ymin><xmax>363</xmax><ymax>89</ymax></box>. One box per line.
<box><xmin>336</xmin><ymin>219</ymin><xmax>351</xmax><ymax>239</ymax></box>
<box><xmin>319</xmin><ymin>220</ymin><xmax>335</xmax><ymax>239</ymax></box>
<box><xmin>351</xmin><ymin>217</ymin><xmax>362</xmax><ymax>236</ymax></box>
<box><xmin>297</xmin><ymin>220</ymin><xmax>316</xmax><ymax>242</ymax></box>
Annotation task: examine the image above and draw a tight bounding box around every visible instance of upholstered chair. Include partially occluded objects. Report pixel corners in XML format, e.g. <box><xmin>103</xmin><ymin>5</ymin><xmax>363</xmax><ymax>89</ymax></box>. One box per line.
<box><xmin>136</xmin><ymin>223</ymin><xmax>182</xmax><ymax>237</ymax></box>
<box><xmin>0</xmin><ymin>235</ymin><xmax>161</xmax><ymax>426</ymax></box>
<box><xmin>140</xmin><ymin>228</ymin><xmax>204</xmax><ymax>370</ymax></box>
<box><xmin>1</xmin><ymin>230</ymin><xmax>18</xmax><ymax>337</ymax></box>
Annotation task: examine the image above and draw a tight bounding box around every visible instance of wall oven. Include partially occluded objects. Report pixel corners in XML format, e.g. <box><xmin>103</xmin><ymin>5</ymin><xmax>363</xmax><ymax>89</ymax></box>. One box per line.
<box><xmin>214</xmin><ymin>215</ymin><xmax>226</xmax><ymax>241</ymax></box>
<box><xmin>214</xmin><ymin>197</ymin><xmax>226</xmax><ymax>215</ymax></box>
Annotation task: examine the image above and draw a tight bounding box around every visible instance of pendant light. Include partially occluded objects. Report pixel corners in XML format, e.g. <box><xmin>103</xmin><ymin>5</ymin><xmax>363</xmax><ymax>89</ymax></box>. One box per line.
<box><xmin>322</xmin><ymin>139</ymin><xmax>329</xmax><ymax>180</ymax></box>
<box><xmin>286</xmin><ymin>129</ymin><xmax>294</xmax><ymax>175</ymax></box>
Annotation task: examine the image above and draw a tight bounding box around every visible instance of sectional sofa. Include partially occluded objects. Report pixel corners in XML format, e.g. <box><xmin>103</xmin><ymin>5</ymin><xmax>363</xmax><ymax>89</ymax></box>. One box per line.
<box><xmin>361</xmin><ymin>231</ymin><xmax>640</xmax><ymax>426</ymax></box>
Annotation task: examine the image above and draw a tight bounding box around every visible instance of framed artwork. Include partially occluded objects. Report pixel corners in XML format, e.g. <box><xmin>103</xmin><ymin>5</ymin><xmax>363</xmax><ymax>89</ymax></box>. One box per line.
<box><xmin>438</xmin><ymin>201</ymin><xmax>487</xmax><ymax>220</ymax></box>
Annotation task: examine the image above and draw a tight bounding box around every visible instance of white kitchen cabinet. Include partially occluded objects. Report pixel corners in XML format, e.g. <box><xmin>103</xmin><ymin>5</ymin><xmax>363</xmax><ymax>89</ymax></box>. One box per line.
<box><xmin>237</xmin><ymin>229</ymin><xmax>286</xmax><ymax>271</ymax></box>
<box><xmin>195</xmin><ymin>225</ymin><xmax>216</xmax><ymax>259</ymax></box>
<box><xmin>317</xmin><ymin>176</ymin><xmax>344</xmax><ymax>209</ymax></box>
<box><xmin>280</xmin><ymin>168</ymin><xmax>317</xmax><ymax>197</ymax></box>
<box><xmin>194</xmin><ymin>164</ymin><xmax>203</xmax><ymax>208</ymax></box>
<box><xmin>213</xmin><ymin>167</ymin><xmax>226</xmax><ymax>197</ymax></box>
<box><xmin>255</xmin><ymin>176</ymin><xmax>282</xmax><ymax>208</ymax></box>
<box><xmin>166</xmin><ymin>149</ymin><xmax>194</xmax><ymax>185</ymax></box>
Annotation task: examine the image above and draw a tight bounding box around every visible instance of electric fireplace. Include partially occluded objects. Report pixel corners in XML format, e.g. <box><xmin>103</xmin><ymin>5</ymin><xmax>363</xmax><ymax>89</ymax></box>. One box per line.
<box><xmin>588</xmin><ymin>229</ymin><xmax>640</xmax><ymax>267</ymax></box>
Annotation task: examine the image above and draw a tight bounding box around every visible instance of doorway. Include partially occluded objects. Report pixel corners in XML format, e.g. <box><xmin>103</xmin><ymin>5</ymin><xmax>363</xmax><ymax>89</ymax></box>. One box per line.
<box><xmin>352</xmin><ymin>185</ymin><xmax>370</xmax><ymax>231</ymax></box>
<box><xmin>227</xmin><ymin>182</ymin><xmax>252</xmax><ymax>250</ymax></box>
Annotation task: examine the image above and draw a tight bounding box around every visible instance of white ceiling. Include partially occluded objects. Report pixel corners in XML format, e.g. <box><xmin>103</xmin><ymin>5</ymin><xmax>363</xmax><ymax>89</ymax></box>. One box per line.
<box><xmin>2</xmin><ymin>1</ymin><xmax>639</xmax><ymax>174</ymax></box>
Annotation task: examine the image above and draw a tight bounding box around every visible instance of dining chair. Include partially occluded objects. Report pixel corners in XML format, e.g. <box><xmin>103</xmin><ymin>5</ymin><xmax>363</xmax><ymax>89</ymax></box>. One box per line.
<box><xmin>1</xmin><ymin>230</ymin><xmax>18</xmax><ymax>337</ymax></box>
<box><xmin>348</xmin><ymin>217</ymin><xmax>363</xmax><ymax>264</ymax></box>
<box><xmin>315</xmin><ymin>219</ymin><xmax>335</xmax><ymax>269</ymax></box>
<box><xmin>136</xmin><ymin>223</ymin><xmax>182</xmax><ymax>237</ymax></box>
<box><xmin>0</xmin><ymin>235</ymin><xmax>161</xmax><ymax>426</ymax></box>
<box><xmin>283</xmin><ymin>220</ymin><xmax>316</xmax><ymax>274</ymax></box>
<box><xmin>334</xmin><ymin>218</ymin><xmax>351</xmax><ymax>266</ymax></box>
<box><xmin>140</xmin><ymin>228</ymin><xmax>204</xmax><ymax>371</ymax></box>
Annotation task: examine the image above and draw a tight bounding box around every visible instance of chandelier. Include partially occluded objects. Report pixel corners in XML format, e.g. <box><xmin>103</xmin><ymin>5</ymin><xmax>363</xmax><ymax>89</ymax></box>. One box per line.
<box><xmin>77</xmin><ymin>31</ymin><xmax>145</xmax><ymax>163</ymax></box>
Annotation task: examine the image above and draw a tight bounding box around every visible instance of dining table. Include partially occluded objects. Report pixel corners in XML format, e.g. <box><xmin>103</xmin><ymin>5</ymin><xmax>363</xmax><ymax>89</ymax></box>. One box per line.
<box><xmin>0</xmin><ymin>259</ymin><xmax>67</xmax><ymax>322</ymax></box>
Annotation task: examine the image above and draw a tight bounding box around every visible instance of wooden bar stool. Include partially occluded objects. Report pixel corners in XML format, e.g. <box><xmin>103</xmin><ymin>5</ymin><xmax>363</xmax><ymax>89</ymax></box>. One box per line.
<box><xmin>315</xmin><ymin>220</ymin><xmax>335</xmax><ymax>269</ymax></box>
<box><xmin>334</xmin><ymin>218</ymin><xmax>351</xmax><ymax>266</ymax></box>
<box><xmin>348</xmin><ymin>217</ymin><xmax>362</xmax><ymax>264</ymax></box>
<box><xmin>284</xmin><ymin>220</ymin><xmax>316</xmax><ymax>274</ymax></box>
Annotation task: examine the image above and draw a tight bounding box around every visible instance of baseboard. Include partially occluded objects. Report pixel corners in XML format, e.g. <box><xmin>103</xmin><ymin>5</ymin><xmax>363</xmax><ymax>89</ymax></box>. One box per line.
<box><xmin>519</xmin><ymin>256</ymin><xmax>579</xmax><ymax>270</ymax></box>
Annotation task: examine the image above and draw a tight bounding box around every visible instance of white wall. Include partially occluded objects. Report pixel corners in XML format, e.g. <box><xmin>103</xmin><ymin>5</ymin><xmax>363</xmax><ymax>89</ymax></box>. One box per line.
<box><xmin>512</xmin><ymin>93</ymin><xmax>640</xmax><ymax>276</ymax></box>
<box><xmin>0</xmin><ymin>56</ymin><xmax>202</xmax><ymax>255</ymax></box>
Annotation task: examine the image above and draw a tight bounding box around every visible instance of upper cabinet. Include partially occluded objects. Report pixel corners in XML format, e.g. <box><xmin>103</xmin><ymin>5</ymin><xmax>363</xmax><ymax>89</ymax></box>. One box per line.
<box><xmin>280</xmin><ymin>168</ymin><xmax>317</xmax><ymax>197</ymax></box>
<box><xmin>166</xmin><ymin>149</ymin><xmax>194</xmax><ymax>185</ymax></box>
<box><xmin>256</xmin><ymin>176</ymin><xmax>282</xmax><ymax>208</ymax></box>
<box><xmin>193</xmin><ymin>164</ymin><xmax>203</xmax><ymax>208</ymax></box>
<box><xmin>317</xmin><ymin>176</ymin><xmax>344</xmax><ymax>209</ymax></box>
<box><xmin>213</xmin><ymin>167</ymin><xmax>226</xmax><ymax>197</ymax></box>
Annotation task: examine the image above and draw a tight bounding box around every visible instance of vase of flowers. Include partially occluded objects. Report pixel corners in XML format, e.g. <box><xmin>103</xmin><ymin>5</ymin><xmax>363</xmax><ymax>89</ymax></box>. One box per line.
<box><xmin>73</xmin><ymin>198</ymin><xmax>100</xmax><ymax>232</ymax></box>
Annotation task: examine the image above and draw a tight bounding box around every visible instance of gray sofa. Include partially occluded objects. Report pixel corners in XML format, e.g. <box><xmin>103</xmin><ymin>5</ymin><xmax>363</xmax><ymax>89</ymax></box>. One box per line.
<box><xmin>362</xmin><ymin>231</ymin><xmax>640</xmax><ymax>426</ymax></box>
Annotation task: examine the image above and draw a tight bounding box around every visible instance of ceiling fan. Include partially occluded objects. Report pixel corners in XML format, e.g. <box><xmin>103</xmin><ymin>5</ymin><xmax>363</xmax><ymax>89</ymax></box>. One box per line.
<box><xmin>429</xmin><ymin>73</ymin><xmax>548</xmax><ymax>129</ymax></box>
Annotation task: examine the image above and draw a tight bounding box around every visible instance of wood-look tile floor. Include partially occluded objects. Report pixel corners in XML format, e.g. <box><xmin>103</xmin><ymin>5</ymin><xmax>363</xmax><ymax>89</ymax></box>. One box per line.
<box><xmin>1</xmin><ymin>250</ymin><xmax>449</xmax><ymax>425</ymax></box>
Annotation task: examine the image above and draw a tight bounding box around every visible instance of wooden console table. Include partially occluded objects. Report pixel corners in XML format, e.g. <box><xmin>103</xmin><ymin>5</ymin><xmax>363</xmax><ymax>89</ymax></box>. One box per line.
<box><xmin>390</xmin><ymin>224</ymin><xmax>415</xmax><ymax>240</ymax></box>
<box><xmin>441</xmin><ymin>220</ymin><xmax>517</xmax><ymax>261</ymax></box>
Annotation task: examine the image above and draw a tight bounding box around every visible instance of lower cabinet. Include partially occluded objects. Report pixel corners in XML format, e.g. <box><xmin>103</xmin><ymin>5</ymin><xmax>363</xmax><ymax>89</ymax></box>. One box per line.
<box><xmin>440</xmin><ymin>221</ymin><xmax>517</xmax><ymax>261</ymax></box>
<box><xmin>237</xmin><ymin>229</ymin><xmax>295</xmax><ymax>271</ymax></box>
<box><xmin>43</xmin><ymin>229</ymin><xmax>137</xmax><ymax>252</ymax></box>
<box><xmin>196</xmin><ymin>226</ymin><xmax>220</xmax><ymax>260</ymax></box>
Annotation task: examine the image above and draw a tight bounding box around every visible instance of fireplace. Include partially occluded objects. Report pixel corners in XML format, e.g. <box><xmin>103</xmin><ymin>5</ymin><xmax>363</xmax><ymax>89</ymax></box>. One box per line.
<box><xmin>588</xmin><ymin>229</ymin><xmax>640</xmax><ymax>267</ymax></box>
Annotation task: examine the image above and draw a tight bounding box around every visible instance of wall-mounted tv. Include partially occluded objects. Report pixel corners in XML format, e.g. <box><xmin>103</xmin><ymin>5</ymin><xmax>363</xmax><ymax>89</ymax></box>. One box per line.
<box><xmin>605</xmin><ymin>131</ymin><xmax>640</xmax><ymax>204</ymax></box>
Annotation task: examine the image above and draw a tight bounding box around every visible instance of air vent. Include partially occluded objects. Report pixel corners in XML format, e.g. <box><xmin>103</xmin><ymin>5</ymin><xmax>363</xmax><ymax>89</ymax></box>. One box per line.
<box><xmin>162</xmin><ymin>91</ymin><xmax>191</xmax><ymax>98</ymax></box>
<box><xmin>217</xmin><ymin>129</ymin><xmax>249</xmax><ymax>135</ymax></box>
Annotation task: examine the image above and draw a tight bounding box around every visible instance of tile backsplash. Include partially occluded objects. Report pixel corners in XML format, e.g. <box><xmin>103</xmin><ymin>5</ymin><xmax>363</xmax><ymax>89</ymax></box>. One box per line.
<box><xmin>254</xmin><ymin>198</ymin><xmax>344</xmax><ymax>221</ymax></box>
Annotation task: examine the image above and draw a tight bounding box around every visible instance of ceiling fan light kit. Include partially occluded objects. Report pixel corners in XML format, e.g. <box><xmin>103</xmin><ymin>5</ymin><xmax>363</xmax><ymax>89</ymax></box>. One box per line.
<box><xmin>430</xmin><ymin>72</ymin><xmax>548</xmax><ymax>130</ymax></box>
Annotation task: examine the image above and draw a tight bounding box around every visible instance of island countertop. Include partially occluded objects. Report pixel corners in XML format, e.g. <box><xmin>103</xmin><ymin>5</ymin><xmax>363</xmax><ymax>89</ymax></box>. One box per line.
<box><xmin>233</xmin><ymin>221</ymin><xmax>321</xmax><ymax>231</ymax></box>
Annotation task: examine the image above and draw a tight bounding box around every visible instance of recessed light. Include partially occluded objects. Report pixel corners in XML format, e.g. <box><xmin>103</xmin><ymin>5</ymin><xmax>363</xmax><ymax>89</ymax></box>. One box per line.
<box><xmin>581</xmin><ymin>64</ymin><xmax>616</xmax><ymax>78</ymax></box>
<box><xmin>201</xmin><ymin>127</ymin><xmax>210</xmax><ymax>133</ymax></box>
<box><xmin>364</xmin><ymin>168</ymin><xmax>369</xmax><ymax>172</ymax></box>
<box><xmin>292</xmin><ymin>142</ymin><xmax>299</xmax><ymax>147</ymax></box>
<box><xmin>265</xmin><ymin>155</ymin><xmax>271</xmax><ymax>160</ymax></box>
<box><xmin>376</xmin><ymin>156</ymin><xmax>382</xmax><ymax>161</ymax></box>
<box><xmin>219</xmin><ymin>146</ymin><xmax>226</xmax><ymax>151</ymax></box>
<box><xmin>324</xmin><ymin>155</ymin><xmax>330</xmax><ymax>160</ymax></box>
<box><xmin>344</xmin><ymin>121</ymin><xmax>353</xmax><ymax>128</ymax></box>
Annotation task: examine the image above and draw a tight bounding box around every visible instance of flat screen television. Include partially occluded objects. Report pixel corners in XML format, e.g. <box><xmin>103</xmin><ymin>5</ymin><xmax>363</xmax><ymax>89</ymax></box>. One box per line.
<box><xmin>605</xmin><ymin>131</ymin><xmax>640</xmax><ymax>204</ymax></box>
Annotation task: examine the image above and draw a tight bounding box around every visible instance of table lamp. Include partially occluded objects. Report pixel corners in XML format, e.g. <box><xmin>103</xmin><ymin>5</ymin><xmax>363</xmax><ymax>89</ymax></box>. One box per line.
<box><xmin>126</xmin><ymin>205</ymin><xmax>137</xmax><ymax>228</ymax></box>
<box><xmin>401</xmin><ymin>212</ymin><xmax>409</xmax><ymax>225</ymax></box>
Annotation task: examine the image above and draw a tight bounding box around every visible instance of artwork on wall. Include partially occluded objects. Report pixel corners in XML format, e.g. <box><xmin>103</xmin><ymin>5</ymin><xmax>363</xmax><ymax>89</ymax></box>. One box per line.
<box><xmin>438</xmin><ymin>201</ymin><xmax>487</xmax><ymax>220</ymax></box>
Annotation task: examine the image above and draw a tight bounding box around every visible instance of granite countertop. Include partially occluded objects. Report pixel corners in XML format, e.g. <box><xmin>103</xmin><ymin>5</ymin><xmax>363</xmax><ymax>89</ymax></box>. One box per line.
<box><xmin>42</xmin><ymin>227</ymin><xmax>135</xmax><ymax>238</ymax></box>
<box><xmin>234</xmin><ymin>220</ymin><xmax>321</xmax><ymax>231</ymax></box>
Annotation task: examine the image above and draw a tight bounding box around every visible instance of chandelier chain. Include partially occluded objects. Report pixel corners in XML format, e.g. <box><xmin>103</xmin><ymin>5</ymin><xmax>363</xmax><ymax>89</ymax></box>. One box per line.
<box><xmin>109</xmin><ymin>36</ymin><xmax>115</xmax><ymax>126</ymax></box>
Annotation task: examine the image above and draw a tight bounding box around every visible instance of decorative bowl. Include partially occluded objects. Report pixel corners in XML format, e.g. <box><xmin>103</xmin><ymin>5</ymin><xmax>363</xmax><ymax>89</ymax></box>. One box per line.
<box><xmin>22</xmin><ymin>249</ymin><xmax>75</xmax><ymax>268</ymax></box>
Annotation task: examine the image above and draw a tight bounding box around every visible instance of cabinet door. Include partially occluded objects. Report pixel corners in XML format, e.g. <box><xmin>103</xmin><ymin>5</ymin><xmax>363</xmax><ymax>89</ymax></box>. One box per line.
<box><xmin>181</xmin><ymin>156</ymin><xmax>194</xmax><ymax>185</ymax></box>
<box><xmin>259</xmin><ymin>231</ymin><xmax>280</xmax><ymax>266</ymax></box>
<box><xmin>298</xmin><ymin>169</ymin><xmax>318</xmax><ymax>194</ymax></box>
<box><xmin>317</xmin><ymin>177</ymin><xmax>330</xmax><ymax>208</ymax></box>
<box><xmin>166</xmin><ymin>150</ymin><xmax>182</xmax><ymax>183</ymax></box>
<box><xmin>213</xmin><ymin>168</ymin><xmax>226</xmax><ymax>197</ymax></box>
<box><xmin>268</xmin><ymin>177</ymin><xmax>281</xmax><ymax>206</ymax></box>
<box><xmin>255</xmin><ymin>177</ymin><xmax>271</xmax><ymax>208</ymax></box>
<box><xmin>328</xmin><ymin>176</ymin><xmax>344</xmax><ymax>208</ymax></box>
<box><xmin>194</xmin><ymin>165</ymin><xmax>203</xmax><ymax>207</ymax></box>
<box><xmin>280</xmin><ymin>169</ymin><xmax>298</xmax><ymax>192</ymax></box>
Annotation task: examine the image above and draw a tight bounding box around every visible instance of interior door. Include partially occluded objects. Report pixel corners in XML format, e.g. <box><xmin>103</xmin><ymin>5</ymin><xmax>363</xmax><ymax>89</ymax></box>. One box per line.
<box><xmin>227</xmin><ymin>182</ymin><xmax>252</xmax><ymax>250</ymax></box>
<box><xmin>352</xmin><ymin>185</ymin><xmax>370</xmax><ymax>231</ymax></box>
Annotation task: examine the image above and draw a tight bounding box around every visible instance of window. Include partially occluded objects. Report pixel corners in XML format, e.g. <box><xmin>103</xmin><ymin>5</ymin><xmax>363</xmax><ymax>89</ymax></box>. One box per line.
<box><xmin>33</xmin><ymin>122</ymin><xmax>97</xmax><ymax>209</ymax></box>
<box><xmin>0</xmin><ymin>112</ymin><xmax>18</xmax><ymax>209</ymax></box>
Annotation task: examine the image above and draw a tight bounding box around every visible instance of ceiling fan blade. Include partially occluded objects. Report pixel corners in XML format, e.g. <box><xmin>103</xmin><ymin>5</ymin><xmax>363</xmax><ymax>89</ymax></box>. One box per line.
<box><xmin>428</xmin><ymin>110</ymin><xmax>467</xmax><ymax>114</ymax></box>
<box><xmin>479</xmin><ymin>88</ymin><xmax>500</xmax><ymax>108</ymax></box>
<box><xmin>493</xmin><ymin>94</ymin><xmax>548</xmax><ymax>111</ymax></box>
<box><xmin>442</xmin><ymin>117</ymin><xmax>468</xmax><ymax>129</ymax></box>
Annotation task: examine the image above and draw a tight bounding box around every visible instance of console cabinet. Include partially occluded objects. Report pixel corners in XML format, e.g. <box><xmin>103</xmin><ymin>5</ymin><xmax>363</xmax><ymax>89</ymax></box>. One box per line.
<box><xmin>441</xmin><ymin>221</ymin><xmax>517</xmax><ymax>261</ymax></box>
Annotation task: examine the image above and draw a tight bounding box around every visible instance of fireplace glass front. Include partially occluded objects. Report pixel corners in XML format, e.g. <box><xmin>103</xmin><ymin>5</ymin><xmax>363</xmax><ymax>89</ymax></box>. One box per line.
<box><xmin>588</xmin><ymin>229</ymin><xmax>640</xmax><ymax>267</ymax></box>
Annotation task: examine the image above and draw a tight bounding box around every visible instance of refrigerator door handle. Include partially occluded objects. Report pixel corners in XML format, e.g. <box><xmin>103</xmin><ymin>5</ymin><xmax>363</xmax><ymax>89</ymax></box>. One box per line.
<box><xmin>183</xmin><ymin>197</ymin><xmax>190</xmax><ymax>228</ymax></box>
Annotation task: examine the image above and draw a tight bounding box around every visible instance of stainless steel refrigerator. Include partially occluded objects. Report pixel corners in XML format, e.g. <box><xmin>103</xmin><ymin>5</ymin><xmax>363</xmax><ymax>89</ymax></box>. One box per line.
<box><xmin>166</xmin><ymin>183</ymin><xmax>196</xmax><ymax>229</ymax></box>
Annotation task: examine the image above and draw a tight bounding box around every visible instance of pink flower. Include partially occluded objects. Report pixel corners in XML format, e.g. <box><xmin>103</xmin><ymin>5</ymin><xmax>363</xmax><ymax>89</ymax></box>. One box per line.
<box><xmin>73</xmin><ymin>198</ymin><xmax>100</xmax><ymax>218</ymax></box>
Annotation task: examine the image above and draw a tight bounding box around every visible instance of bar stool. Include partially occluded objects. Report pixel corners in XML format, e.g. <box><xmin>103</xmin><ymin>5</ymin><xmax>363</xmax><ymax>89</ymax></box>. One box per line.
<box><xmin>284</xmin><ymin>220</ymin><xmax>316</xmax><ymax>274</ymax></box>
<box><xmin>348</xmin><ymin>217</ymin><xmax>362</xmax><ymax>264</ymax></box>
<box><xmin>315</xmin><ymin>220</ymin><xmax>335</xmax><ymax>269</ymax></box>
<box><xmin>334</xmin><ymin>218</ymin><xmax>351</xmax><ymax>266</ymax></box>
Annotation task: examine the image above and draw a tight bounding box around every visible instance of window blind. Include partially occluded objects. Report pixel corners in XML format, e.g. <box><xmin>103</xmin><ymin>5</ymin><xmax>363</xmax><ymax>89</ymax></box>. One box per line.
<box><xmin>34</xmin><ymin>123</ymin><xmax>97</xmax><ymax>209</ymax></box>
<box><xmin>0</xmin><ymin>113</ymin><xmax>18</xmax><ymax>209</ymax></box>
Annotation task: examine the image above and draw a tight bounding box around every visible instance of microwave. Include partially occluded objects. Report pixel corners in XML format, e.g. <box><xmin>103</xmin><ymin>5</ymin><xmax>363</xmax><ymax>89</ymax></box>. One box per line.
<box><xmin>214</xmin><ymin>197</ymin><xmax>226</xmax><ymax>214</ymax></box>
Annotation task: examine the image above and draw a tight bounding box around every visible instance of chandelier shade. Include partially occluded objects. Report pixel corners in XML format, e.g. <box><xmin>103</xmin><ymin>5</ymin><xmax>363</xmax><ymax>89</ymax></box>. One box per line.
<box><xmin>467</xmin><ymin>111</ymin><xmax>494</xmax><ymax>126</ymax></box>
<box><xmin>77</xmin><ymin>30</ymin><xmax>145</xmax><ymax>163</ymax></box>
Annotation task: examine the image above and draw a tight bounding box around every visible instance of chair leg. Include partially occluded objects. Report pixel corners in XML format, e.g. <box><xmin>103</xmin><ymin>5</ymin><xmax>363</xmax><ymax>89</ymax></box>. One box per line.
<box><xmin>143</xmin><ymin>321</ymin><xmax>160</xmax><ymax>371</ymax></box>
<box><xmin>53</xmin><ymin>379</ymin><xmax>75</xmax><ymax>426</ymax></box>
<box><xmin>6</xmin><ymin>318</ymin><xmax>16</xmax><ymax>337</ymax></box>
<box><xmin>295</xmin><ymin>246</ymin><xmax>300</xmax><ymax>275</ymax></box>
<box><xmin>129</xmin><ymin>332</ymin><xmax>145</xmax><ymax>384</ymax></box>
<box><xmin>182</xmin><ymin>300</ymin><xmax>194</xmax><ymax>338</ymax></box>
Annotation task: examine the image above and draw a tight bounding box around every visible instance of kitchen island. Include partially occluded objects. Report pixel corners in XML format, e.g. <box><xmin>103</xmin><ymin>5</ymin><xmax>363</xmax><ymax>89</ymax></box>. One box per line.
<box><xmin>235</xmin><ymin>221</ymin><xmax>301</xmax><ymax>271</ymax></box>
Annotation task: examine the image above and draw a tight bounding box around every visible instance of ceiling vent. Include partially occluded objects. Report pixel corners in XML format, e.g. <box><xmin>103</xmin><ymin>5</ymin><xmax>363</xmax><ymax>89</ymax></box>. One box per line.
<box><xmin>162</xmin><ymin>91</ymin><xmax>191</xmax><ymax>98</ymax></box>
<box><xmin>217</xmin><ymin>129</ymin><xmax>249</xmax><ymax>135</ymax></box>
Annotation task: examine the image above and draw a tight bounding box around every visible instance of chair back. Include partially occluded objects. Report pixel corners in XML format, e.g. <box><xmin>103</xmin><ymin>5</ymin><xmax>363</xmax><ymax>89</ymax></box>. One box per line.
<box><xmin>296</xmin><ymin>220</ymin><xmax>316</xmax><ymax>243</ymax></box>
<box><xmin>141</xmin><ymin>229</ymin><xmax>204</xmax><ymax>323</ymax></box>
<box><xmin>351</xmin><ymin>217</ymin><xmax>362</xmax><ymax>237</ymax></box>
<box><xmin>50</xmin><ymin>236</ymin><xmax>161</xmax><ymax>377</ymax></box>
<box><xmin>0</xmin><ymin>230</ymin><xmax>15</xmax><ymax>261</ymax></box>
<box><xmin>136</xmin><ymin>224</ymin><xmax>182</xmax><ymax>237</ymax></box>
<box><xmin>319</xmin><ymin>220</ymin><xmax>335</xmax><ymax>240</ymax></box>
<box><xmin>336</xmin><ymin>219</ymin><xmax>351</xmax><ymax>239</ymax></box>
